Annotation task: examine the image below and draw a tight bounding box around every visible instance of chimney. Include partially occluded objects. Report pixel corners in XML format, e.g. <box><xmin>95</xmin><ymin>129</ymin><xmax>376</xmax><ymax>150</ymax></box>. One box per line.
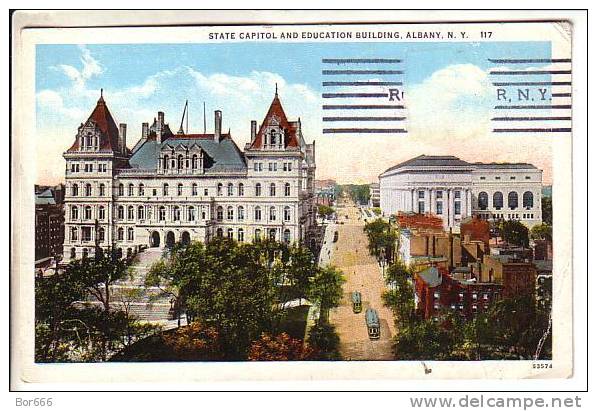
<box><xmin>142</xmin><ymin>122</ymin><xmax>149</xmax><ymax>139</ymax></box>
<box><xmin>251</xmin><ymin>120</ymin><xmax>257</xmax><ymax>142</ymax></box>
<box><xmin>156</xmin><ymin>111</ymin><xmax>164</xmax><ymax>142</ymax></box>
<box><xmin>214</xmin><ymin>110</ymin><xmax>222</xmax><ymax>142</ymax></box>
<box><xmin>118</xmin><ymin>123</ymin><xmax>127</xmax><ymax>153</ymax></box>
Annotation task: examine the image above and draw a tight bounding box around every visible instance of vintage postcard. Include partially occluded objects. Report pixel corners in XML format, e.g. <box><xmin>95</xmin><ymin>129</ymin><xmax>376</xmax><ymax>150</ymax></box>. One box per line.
<box><xmin>11</xmin><ymin>11</ymin><xmax>582</xmax><ymax>387</ymax></box>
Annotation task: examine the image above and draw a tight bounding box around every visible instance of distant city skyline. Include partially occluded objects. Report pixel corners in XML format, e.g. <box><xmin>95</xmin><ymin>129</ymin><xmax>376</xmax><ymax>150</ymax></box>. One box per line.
<box><xmin>36</xmin><ymin>42</ymin><xmax>554</xmax><ymax>185</ymax></box>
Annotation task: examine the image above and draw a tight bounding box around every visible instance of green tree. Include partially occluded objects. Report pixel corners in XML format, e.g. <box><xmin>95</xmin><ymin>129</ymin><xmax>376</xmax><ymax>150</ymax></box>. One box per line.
<box><xmin>317</xmin><ymin>204</ymin><xmax>335</xmax><ymax>219</ymax></box>
<box><xmin>541</xmin><ymin>196</ymin><xmax>552</xmax><ymax>225</ymax></box>
<box><xmin>500</xmin><ymin>220</ymin><xmax>530</xmax><ymax>248</ymax></box>
<box><xmin>146</xmin><ymin>238</ymin><xmax>320</xmax><ymax>359</ymax></box>
<box><xmin>307</xmin><ymin>322</ymin><xmax>342</xmax><ymax>360</ymax></box>
<box><xmin>309</xmin><ymin>265</ymin><xmax>345</xmax><ymax>324</ymax></box>
<box><xmin>530</xmin><ymin>223</ymin><xmax>552</xmax><ymax>242</ymax></box>
<box><xmin>364</xmin><ymin>218</ymin><xmax>397</xmax><ymax>261</ymax></box>
<box><xmin>382</xmin><ymin>261</ymin><xmax>415</xmax><ymax>328</ymax></box>
<box><xmin>392</xmin><ymin>315</ymin><xmax>458</xmax><ymax>360</ymax></box>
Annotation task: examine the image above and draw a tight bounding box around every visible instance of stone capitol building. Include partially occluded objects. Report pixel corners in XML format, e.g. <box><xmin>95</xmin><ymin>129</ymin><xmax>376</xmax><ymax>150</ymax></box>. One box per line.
<box><xmin>62</xmin><ymin>90</ymin><xmax>317</xmax><ymax>260</ymax></box>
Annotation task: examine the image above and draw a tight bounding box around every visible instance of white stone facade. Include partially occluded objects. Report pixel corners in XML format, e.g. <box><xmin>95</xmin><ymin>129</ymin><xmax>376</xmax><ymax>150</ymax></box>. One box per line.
<box><xmin>62</xmin><ymin>92</ymin><xmax>316</xmax><ymax>260</ymax></box>
<box><xmin>379</xmin><ymin>155</ymin><xmax>542</xmax><ymax>231</ymax></box>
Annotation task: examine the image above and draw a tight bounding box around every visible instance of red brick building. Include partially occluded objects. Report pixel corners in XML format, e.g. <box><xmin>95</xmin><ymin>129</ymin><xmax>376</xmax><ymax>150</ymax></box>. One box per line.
<box><xmin>414</xmin><ymin>266</ymin><xmax>502</xmax><ymax>320</ymax></box>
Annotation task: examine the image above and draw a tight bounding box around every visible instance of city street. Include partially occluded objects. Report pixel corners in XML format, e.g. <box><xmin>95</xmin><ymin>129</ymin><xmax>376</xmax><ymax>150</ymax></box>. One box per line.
<box><xmin>328</xmin><ymin>198</ymin><xmax>397</xmax><ymax>360</ymax></box>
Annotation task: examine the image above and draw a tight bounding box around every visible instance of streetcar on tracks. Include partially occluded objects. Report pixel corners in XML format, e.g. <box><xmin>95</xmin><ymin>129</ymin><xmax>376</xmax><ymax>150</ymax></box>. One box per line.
<box><xmin>351</xmin><ymin>291</ymin><xmax>362</xmax><ymax>313</ymax></box>
<box><xmin>365</xmin><ymin>308</ymin><xmax>380</xmax><ymax>340</ymax></box>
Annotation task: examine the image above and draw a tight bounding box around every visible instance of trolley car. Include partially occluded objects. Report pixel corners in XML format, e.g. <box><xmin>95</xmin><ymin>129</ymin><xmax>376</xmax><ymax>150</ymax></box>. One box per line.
<box><xmin>365</xmin><ymin>308</ymin><xmax>380</xmax><ymax>340</ymax></box>
<box><xmin>351</xmin><ymin>291</ymin><xmax>362</xmax><ymax>313</ymax></box>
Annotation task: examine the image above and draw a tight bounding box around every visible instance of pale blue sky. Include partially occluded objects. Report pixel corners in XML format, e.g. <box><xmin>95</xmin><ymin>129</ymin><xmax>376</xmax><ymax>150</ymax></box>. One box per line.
<box><xmin>35</xmin><ymin>41</ymin><xmax>555</xmax><ymax>184</ymax></box>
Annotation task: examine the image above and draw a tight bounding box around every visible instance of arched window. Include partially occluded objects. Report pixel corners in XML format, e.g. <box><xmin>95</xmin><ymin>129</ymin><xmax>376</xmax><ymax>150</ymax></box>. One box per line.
<box><xmin>99</xmin><ymin>183</ymin><xmax>105</xmax><ymax>196</ymax></box>
<box><xmin>227</xmin><ymin>228</ymin><xmax>234</xmax><ymax>239</ymax></box>
<box><xmin>173</xmin><ymin>206</ymin><xmax>181</xmax><ymax>221</ymax></box>
<box><xmin>255</xmin><ymin>183</ymin><xmax>262</xmax><ymax>196</ymax></box>
<box><xmin>237</xmin><ymin>206</ymin><xmax>245</xmax><ymax>221</ymax></box>
<box><xmin>478</xmin><ymin>192</ymin><xmax>489</xmax><ymax>210</ymax></box>
<box><xmin>177</xmin><ymin>183</ymin><xmax>183</xmax><ymax>196</ymax></box>
<box><xmin>163</xmin><ymin>155</ymin><xmax>169</xmax><ymax>169</ymax></box>
<box><xmin>70</xmin><ymin>247</ymin><xmax>76</xmax><ymax>259</ymax></box>
<box><xmin>284</xmin><ymin>206</ymin><xmax>291</xmax><ymax>222</ymax></box>
<box><xmin>270</xmin><ymin>129</ymin><xmax>277</xmax><ymax>146</ymax></box>
<box><xmin>138</xmin><ymin>205</ymin><xmax>145</xmax><ymax>220</ymax></box>
<box><xmin>138</xmin><ymin>183</ymin><xmax>145</xmax><ymax>196</ymax></box>
<box><xmin>118</xmin><ymin>183</ymin><xmax>124</xmax><ymax>196</ymax></box>
<box><xmin>128</xmin><ymin>184</ymin><xmax>134</xmax><ymax>196</ymax></box>
<box><xmin>508</xmin><ymin>191</ymin><xmax>519</xmax><ymax>210</ymax></box>
<box><xmin>269</xmin><ymin>206</ymin><xmax>276</xmax><ymax>221</ymax></box>
<box><xmin>82</xmin><ymin>248</ymin><xmax>89</xmax><ymax>259</ymax></box>
<box><xmin>284</xmin><ymin>182</ymin><xmax>291</xmax><ymax>197</ymax></box>
<box><xmin>116</xmin><ymin>205</ymin><xmax>124</xmax><ymax>220</ymax></box>
<box><xmin>216</xmin><ymin>228</ymin><xmax>223</xmax><ymax>238</ymax></box>
<box><xmin>254</xmin><ymin>228</ymin><xmax>262</xmax><ymax>242</ymax></box>
<box><xmin>85</xmin><ymin>183</ymin><xmax>92</xmax><ymax>196</ymax></box>
<box><xmin>238</xmin><ymin>228</ymin><xmax>244</xmax><ymax>242</ymax></box>
<box><xmin>177</xmin><ymin>154</ymin><xmax>184</xmax><ymax>170</ymax></box>
<box><xmin>71</xmin><ymin>205</ymin><xmax>79</xmax><ymax>220</ymax></box>
<box><xmin>493</xmin><ymin>192</ymin><xmax>504</xmax><ymax>209</ymax></box>
<box><xmin>523</xmin><ymin>191</ymin><xmax>534</xmax><ymax>209</ymax></box>
<box><xmin>127</xmin><ymin>227</ymin><xmax>134</xmax><ymax>241</ymax></box>
<box><xmin>128</xmin><ymin>206</ymin><xmax>134</xmax><ymax>220</ymax></box>
<box><xmin>84</xmin><ymin>205</ymin><xmax>92</xmax><ymax>220</ymax></box>
<box><xmin>70</xmin><ymin>227</ymin><xmax>78</xmax><ymax>241</ymax></box>
<box><xmin>98</xmin><ymin>206</ymin><xmax>105</xmax><ymax>220</ymax></box>
<box><xmin>192</xmin><ymin>154</ymin><xmax>198</xmax><ymax>170</ymax></box>
<box><xmin>227</xmin><ymin>183</ymin><xmax>234</xmax><ymax>196</ymax></box>
<box><xmin>227</xmin><ymin>206</ymin><xmax>234</xmax><ymax>220</ymax></box>
<box><xmin>269</xmin><ymin>183</ymin><xmax>276</xmax><ymax>197</ymax></box>
<box><xmin>217</xmin><ymin>183</ymin><xmax>223</xmax><ymax>196</ymax></box>
<box><xmin>254</xmin><ymin>206</ymin><xmax>262</xmax><ymax>221</ymax></box>
<box><xmin>188</xmin><ymin>206</ymin><xmax>196</xmax><ymax>221</ymax></box>
<box><xmin>159</xmin><ymin>206</ymin><xmax>166</xmax><ymax>221</ymax></box>
<box><xmin>192</xmin><ymin>183</ymin><xmax>198</xmax><ymax>196</ymax></box>
<box><xmin>98</xmin><ymin>227</ymin><xmax>105</xmax><ymax>242</ymax></box>
<box><xmin>163</xmin><ymin>183</ymin><xmax>169</xmax><ymax>196</ymax></box>
<box><xmin>238</xmin><ymin>183</ymin><xmax>244</xmax><ymax>196</ymax></box>
<box><xmin>216</xmin><ymin>206</ymin><xmax>224</xmax><ymax>221</ymax></box>
<box><xmin>71</xmin><ymin>184</ymin><xmax>79</xmax><ymax>196</ymax></box>
<box><xmin>117</xmin><ymin>227</ymin><xmax>124</xmax><ymax>241</ymax></box>
<box><xmin>283</xmin><ymin>229</ymin><xmax>291</xmax><ymax>244</ymax></box>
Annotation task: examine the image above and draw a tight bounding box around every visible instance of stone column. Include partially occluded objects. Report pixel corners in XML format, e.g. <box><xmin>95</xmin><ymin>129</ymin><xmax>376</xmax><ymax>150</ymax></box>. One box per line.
<box><xmin>411</xmin><ymin>188</ymin><xmax>416</xmax><ymax>212</ymax></box>
<box><xmin>447</xmin><ymin>188</ymin><xmax>453</xmax><ymax>228</ymax></box>
<box><xmin>466</xmin><ymin>189</ymin><xmax>472</xmax><ymax>218</ymax></box>
<box><xmin>430</xmin><ymin>188</ymin><xmax>435</xmax><ymax>214</ymax></box>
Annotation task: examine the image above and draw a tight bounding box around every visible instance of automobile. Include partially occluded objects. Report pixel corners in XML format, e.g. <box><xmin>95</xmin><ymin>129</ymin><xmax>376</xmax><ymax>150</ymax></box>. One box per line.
<box><xmin>351</xmin><ymin>291</ymin><xmax>362</xmax><ymax>313</ymax></box>
<box><xmin>365</xmin><ymin>308</ymin><xmax>380</xmax><ymax>340</ymax></box>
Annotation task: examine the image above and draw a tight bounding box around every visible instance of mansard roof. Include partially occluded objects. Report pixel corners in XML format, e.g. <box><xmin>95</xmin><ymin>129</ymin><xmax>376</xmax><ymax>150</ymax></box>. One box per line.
<box><xmin>128</xmin><ymin>135</ymin><xmax>246</xmax><ymax>172</ymax></box>
<box><xmin>249</xmin><ymin>91</ymin><xmax>300</xmax><ymax>149</ymax></box>
<box><xmin>67</xmin><ymin>93</ymin><xmax>120</xmax><ymax>152</ymax></box>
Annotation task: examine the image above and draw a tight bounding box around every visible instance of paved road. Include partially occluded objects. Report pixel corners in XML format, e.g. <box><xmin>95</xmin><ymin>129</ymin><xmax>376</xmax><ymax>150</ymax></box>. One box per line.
<box><xmin>328</xmin><ymin>199</ymin><xmax>397</xmax><ymax>360</ymax></box>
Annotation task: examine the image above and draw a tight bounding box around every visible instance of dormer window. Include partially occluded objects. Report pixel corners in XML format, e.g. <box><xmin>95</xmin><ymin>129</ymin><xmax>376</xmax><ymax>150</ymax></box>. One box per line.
<box><xmin>270</xmin><ymin>129</ymin><xmax>277</xmax><ymax>146</ymax></box>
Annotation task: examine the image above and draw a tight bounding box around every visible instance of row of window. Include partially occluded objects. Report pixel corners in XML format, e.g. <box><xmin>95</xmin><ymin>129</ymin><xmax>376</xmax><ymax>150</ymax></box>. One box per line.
<box><xmin>479</xmin><ymin>175</ymin><xmax>532</xmax><ymax>181</ymax></box>
<box><xmin>70</xmin><ymin>163</ymin><xmax>108</xmax><ymax>173</ymax></box>
<box><xmin>70</xmin><ymin>204</ymin><xmax>293</xmax><ymax>223</ymax></box>
<box><xmin>160</xmin><ymin>153</ymin><xmax>203</xmax><ymax>170</ymax></box>
<box><xmin>477</xmin><ymin>191</ymin><xmax>534</xmax><ymax>210</ymax></box>
<box><xmin>477</xmin><ymin>213</ymin><xmax>535</xmax><ymax>221</ymax></box>
<box><xmin>215</xmin><ymin>227</ymin><xmax>292</xmax><ymax>244</ymax></box>
<box><xmin>69</xmin><ymin>182</ymin><xmax>294</xmax><ymax>198</ymax></box>
<box><xmin>252</xmin><ymin>161</ymin><xmax>293</xmax><ymax>172</ymax></box>
<box><xmin>68</xmin><ymin>226</ymin><xmax>293</xmax><ymax>244</ymax></box>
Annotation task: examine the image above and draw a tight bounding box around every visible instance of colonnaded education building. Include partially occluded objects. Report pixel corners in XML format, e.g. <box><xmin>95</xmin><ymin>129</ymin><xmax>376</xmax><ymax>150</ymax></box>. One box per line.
<box><xmin>62</xmin><ymin>90</ymin><xmax>316</xmax><ymax>260</ymax></box>
<box><xmin>379</xmin><ymin>155</ymin><xmax>543</xmax><ymax>230</ymax></box>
